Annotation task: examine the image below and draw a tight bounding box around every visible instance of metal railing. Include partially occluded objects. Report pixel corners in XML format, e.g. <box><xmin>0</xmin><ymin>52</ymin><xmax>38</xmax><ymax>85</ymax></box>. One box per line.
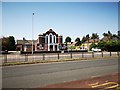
<box><xmin>0</xmin><ymin>51</ymin><xmax>119</xmax><ymax>64</ymax></box>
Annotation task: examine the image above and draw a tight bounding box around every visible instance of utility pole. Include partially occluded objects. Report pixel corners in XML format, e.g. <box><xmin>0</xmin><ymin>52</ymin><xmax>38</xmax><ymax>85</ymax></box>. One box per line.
<box><xmin>32</xmin><ymin>13</ymin><xmax>34</xmax><ymax>54</ymax></box>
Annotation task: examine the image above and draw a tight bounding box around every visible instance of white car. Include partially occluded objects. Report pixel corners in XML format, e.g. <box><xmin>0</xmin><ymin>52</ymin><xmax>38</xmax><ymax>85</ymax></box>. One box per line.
<box><xmin>92</xmin><ymin>48</ymin><xmax>101</xmax><ymax>52</ymax></box>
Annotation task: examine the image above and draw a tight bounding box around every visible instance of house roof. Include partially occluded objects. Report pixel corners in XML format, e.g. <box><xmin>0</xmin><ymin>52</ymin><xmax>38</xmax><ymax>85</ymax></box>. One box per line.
<box><xmin>85</xmin><ymin>39</ymin><xmax>100</xmax><ymax>43</ymax></box>
<box><xmin>101</xmin><ymin>36</ymin><xmax>119</xmax><ymax>41</ymax></box>
<box><xmin>17</xmin><ymin>40</ymin><xmax>37</xmax><ymax>45</ymax></box>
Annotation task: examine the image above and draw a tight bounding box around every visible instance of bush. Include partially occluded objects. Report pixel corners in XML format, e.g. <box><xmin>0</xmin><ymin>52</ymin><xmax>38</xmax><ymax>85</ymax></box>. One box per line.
<box><xmin>97</xmin><ymin>41</ymin><xmax>107</xmax><ymax>51</ymax></box>
<box><xmin>97</xmin><ymin>40</ymin><xmax>120</xmax><ymax>51</ymax></box>
<box><xmin>106</xmin><ymin>40</ymin><xmax>120</xmax><ymax>51</ymax></box>
<box><xmin>68</xmin><ymin>46</ymin><xmax>76</xmax><ymax>50</ymax></box>
<box><xmin>89</xmin><ymin>43</ymin><xmax>97</xmax><ymax>50</ymax></box>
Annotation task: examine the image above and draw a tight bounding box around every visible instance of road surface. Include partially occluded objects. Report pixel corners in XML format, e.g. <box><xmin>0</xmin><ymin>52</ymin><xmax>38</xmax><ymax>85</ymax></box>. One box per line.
<box><xmin>2</xmin><ymin>57</ymin><xmax>119</xmax><ymax>88</ymax></box>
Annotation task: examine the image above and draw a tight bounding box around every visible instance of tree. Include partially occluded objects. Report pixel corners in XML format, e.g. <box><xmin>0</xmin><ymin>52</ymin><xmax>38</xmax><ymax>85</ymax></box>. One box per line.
<box><xmin>91</xmin><ymin>33</ymin><xmax>99</xmax><ymax>43</ymax></box>
<box><xmin>103</xmin><ymin>31</ymin><xmax>112</xmax><ymax>41</ymax></box>
<box><xmin>81</xmin><ymin>36</ymin><xmax>87</xmax><ymax>43</ymax></box>
<box><xmin>112</xmin><ymin>34</ymin><xmax>119</xmax><ymax>40</ymax></box>
<box><xmin>2</xmin><ymin>37</ymin><xmax>9</xmax><ymax>51</ymax></box>
<box><xmin>89</xmin><ymin>43</ymin><xmax>97</xmax><ymax>50</ymax></box>
<box><xmin>65</xmin><ymin>36</ymin><xmax>71</xmax><ymax>43</ymax></box>
<box><xmin>97</xmin><ymin>41</ymin><xmax>107</xmax><ymax>51</ymax></box>
<box><xmin>86</xmin><ymin>34</ymin><xmax>90</xmax><ymax>43</ymax></box>
<box><xmin>106</xmin><ymin>40</ymin><xmax>120</xmax><ymax>51</ymax></box>
<box><xmin>1</xmin><ymin>36</ymin><xmax>16</xmax><ymax>51</ymax></box>
<box><xmin>8</xmin><ymin>36</ymin><xmax>16</xmax><ymax>51</ymax></box>
<box><xmin>75</xmin><ymin>37</ymin><xmax>81</xmax><ymax>46</ymax></box>
<box><xmin>108</xmin><ymin>31</ymin><xmax>112</xmax><ymax>40</ymax></box>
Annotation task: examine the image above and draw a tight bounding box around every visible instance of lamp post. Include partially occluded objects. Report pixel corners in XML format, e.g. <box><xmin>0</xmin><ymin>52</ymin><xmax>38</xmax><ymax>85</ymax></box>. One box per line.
<box><xmin>32</xmin><ymin>13</ymin><xmax>34</xmax><ymax>54</ymax></box>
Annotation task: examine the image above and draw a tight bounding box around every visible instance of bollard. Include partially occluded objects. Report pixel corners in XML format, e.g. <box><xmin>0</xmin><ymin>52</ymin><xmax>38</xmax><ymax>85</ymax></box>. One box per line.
<box><xmin>58</xmin><ymin>53</ymin><xmax>59</xmax><ymax>60</ymax></box>
<box><xmin>82</xmin><ymin>52</ymin><xmax>84</xmax><ymax>58</ymax></box>
<box><xmin>4</xmin><ymin>54</ymin><xmax>7</xmax><ymax>63</ymax></box>
<box><xmin>70</xmin><ymin>53</ymin><xmax>72</xmax><ymax>59</ymax></box>
<box><xmin>92</xmin><ymin>52</ymin><xmax>94</xmax><ymax>58</ymax></box>
<box><xmin>117</xmin><ymin>52</ymin><xmax>119</xmax><ymax>56</ymax></box>
<box><xmin>43</xmin><ymin>54</ymin><xmax>45</xmax><ymax>60</ymax></box>
<box><xmin>101</xmin><ymin>52</ymin><xmax>103</xmax><ymax>57</ymax></box>
<box><xmin>110</xmin><ymin>52</ymin><xmax>112</xmax><ymax>56</ymax></box>
<box><xmin>25</xmin><ymin>54</ymin><xmax>28</xmax><ymax>62</ymax></box>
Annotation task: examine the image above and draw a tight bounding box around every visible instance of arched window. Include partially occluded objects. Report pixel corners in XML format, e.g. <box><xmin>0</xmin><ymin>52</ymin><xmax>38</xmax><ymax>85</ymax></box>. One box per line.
<box><xmin>50</xmin><ymin>34</ymin><xmax>52</xmax><ymax>43</ymax></box>
<box><xmin>45</xmin><ymin>36</ymin><xmax>48</xmax><ymax>44</ymax></box>
<box><xmin>46</xmin><ymin>36</ymin><xmax>48</xmax><ymax>43</ymax></box>
<box><xmin>54</xmin><ymin>35</ymin><xmax>56</xmax><ymax>43</ymax></box>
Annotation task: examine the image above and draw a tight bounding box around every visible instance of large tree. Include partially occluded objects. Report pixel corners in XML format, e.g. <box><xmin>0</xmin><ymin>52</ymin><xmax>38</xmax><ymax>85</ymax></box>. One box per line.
<box><xmin>1</xmin><ymin>36</ymin><xmax>16</xmax><ymax>51</ymax></box>
<box><xmin>75</xmin><ymin>37</ymin><xmax>81</xmax><ymax>46</ymax></box>
<box><xmin>81</xmin><ymin>36</ymin><xmax>87</xmax><ymax>43</ymax></box>
<box><xmin>91</xmin><ymin>33</ymin><xmax>99</xmax><ymax>43</ymax></box>
<box><xmin>103</xmin><ymin>31</ymin><xmax>113</xmax><ymax>41</ymax></box>
<box><xmin>86</xmin><ymin>34</ymin><xmax>90</xmax><ymax>43</ymax></box>
<box><xmin>8</xmin><ymin>36</ymin><xmax>16</xmax><ymax>51</ymax></box>
<box><xmin>65</xmin><ymin>36</ymin><xmax>71</xmax><ymax>43</ymax></box>
<box><xmin>2</xmin><ymin>37</ymin><xmax>9</xmax><ymax>51</ymax></box>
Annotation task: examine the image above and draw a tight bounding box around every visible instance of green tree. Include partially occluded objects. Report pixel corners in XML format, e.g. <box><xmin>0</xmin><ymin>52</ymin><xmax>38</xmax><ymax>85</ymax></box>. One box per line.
<box><xmin>112</xmin><ymin>34</ymin><xmax>119</xmax><ymax>40</ymax></box>
<box><xmin>8</xmin><ymin>36</ymin><xmax>16</xmax><ymax>51</ymax></box>
<box><xmin>86</xmin><ymin>34</ymin><xmax>90</xmax><ymax>50</ymax></box>
<box><xmin>1</xmin><ymin>36</ymin><xmax>16</xmax><ymax>51</ymax></box>
<box><xmin>97</xmin><ymin>40</ymin><xmax>120</xmax><ymax>51</ymax></box>
<box><xmin>2</xmin><ymin>37</ymin><xmax>9</xmax><ymax>51</ymax></box>
<box><xmin>103</xmin><ymin>31</ymin><xmax>112</xmax><ymax>41</ymax></box>
<box><xmin>108</xmin><ymin>31</ymin><xmax>112</xmax><ymax>40</ymax></box>
<box><xmin>65</xmin><ymin>36</ymin><xmax>71</xmax><ymax>43</ymax></box>
<box><xmin>75</xmin><ymin>37</ymin><xmax>81</xmax><ymax>46</ymax></box>
<box><xmin>91</xmin><ymin>33</ymin><xmax>99</xmax><ymax>43</ymax></box>
<box><xmin>106</xmin><ymin>40</ymin><xmax>120</xmax><ymax>51</ymax></box>
<box><xmin>89</xmin><ymin>43</ymin><xmax>97</xmax><ymax>50</ymax></box>
<box><xmin>81</xmin><ymin>36</ymin><xmax>87</xmax><ymax>43</ymax></box>
<box><xmin>97</xmin><ymin>41</ymin><xmax>107</xmax><ymax>51</ymax></box>
<box><xmin>86</xmin><ymin>34</ymin><xmax>90</xmax><ymax>43</ymax></box>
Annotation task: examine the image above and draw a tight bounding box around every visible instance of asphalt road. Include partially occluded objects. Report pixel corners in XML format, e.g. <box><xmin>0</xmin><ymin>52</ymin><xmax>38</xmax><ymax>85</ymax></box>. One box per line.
<box><xmin>2</xmin><ymin>57</ymin><xmax>119</xmax><ymax>88</ymax></box>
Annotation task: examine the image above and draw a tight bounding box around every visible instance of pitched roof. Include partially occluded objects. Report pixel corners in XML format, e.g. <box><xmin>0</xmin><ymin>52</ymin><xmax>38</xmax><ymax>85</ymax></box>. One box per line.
<box><xmin>17</xmin><ymin>40</ymin><xmax>37</xmax><ymax>45</ymax></box>
<box><xmin>39</xmin><ymin>29</ymin><xmax>58</xmax><ymax>36</ymax></box>
<box><xmin>84</xmin><ymin>39</ymin><xmax>100</xmax><ymax>43</ymax></box>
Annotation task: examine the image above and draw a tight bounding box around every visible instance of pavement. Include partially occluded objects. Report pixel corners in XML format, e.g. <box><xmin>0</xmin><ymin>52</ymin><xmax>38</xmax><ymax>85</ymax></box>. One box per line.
<box><xmin>42</xmin><ymin>73</ymin><xmax>120</xmax><ymax>89</ymax></box>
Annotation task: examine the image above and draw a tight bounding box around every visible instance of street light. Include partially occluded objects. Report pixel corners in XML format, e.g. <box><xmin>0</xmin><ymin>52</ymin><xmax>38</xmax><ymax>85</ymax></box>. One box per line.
<box><xmin>32</xmin><ymin>13</ymin><xmax>34</xmax><ymax>54</ymax></box>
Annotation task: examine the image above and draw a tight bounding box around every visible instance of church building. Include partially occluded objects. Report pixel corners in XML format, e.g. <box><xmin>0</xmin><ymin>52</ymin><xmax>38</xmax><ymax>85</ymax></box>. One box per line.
<box><xmin>35</xmin><ymin>29</ymin><xmax>63</xmax><ymax>51</ymax></box>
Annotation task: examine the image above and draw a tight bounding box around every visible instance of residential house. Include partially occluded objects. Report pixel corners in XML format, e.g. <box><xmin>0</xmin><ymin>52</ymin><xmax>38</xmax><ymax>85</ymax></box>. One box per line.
<box><xmin>81</xmin><ymin>39</ymin><xmax>100</xmax><ymax>50</ymax></box>
<box><xmin>16</xmin><ymin>38</ymin><xmax>36</xmax><ymax>52</ymax></box>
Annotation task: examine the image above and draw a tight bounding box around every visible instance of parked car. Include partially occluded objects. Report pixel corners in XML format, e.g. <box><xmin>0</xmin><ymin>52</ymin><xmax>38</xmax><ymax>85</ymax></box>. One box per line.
<box><xmin>92</xmin><ymin>48</ymin><xmax>101</xmax><ymax>52</ymax></box>
<box><xmin>80</xmin><ymin>47</ymin><xmax>88</xmax><ymax>52</ymax></box>
<box><xmin>0</xmin><ymin>50</ymin><xmax>9</xmax><ymax>54</ymax></box>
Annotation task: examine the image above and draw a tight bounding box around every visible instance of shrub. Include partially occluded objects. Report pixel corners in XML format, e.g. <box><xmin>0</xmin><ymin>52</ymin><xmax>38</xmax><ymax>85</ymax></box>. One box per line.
<box><xmin>89</xmin><ymin>43</ymin><xmax>97</xmax><ymax>50</ymax></box>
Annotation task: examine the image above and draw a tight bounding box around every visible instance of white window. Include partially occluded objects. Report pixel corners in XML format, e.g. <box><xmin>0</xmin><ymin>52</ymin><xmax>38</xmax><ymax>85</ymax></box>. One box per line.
<box><xmin>54</xmin><ymin>35</ymin><xmax>56</xmax><ymax>43</ymax></box>
<box><xmin>50</xmin><ymin>34</ymin><xmax>52</xmax><ymax>43</ymax></box>
<box><xmin>45</xmin><ymin>35</ymin><xmax>48</xmax><ymax>44</ymax></box>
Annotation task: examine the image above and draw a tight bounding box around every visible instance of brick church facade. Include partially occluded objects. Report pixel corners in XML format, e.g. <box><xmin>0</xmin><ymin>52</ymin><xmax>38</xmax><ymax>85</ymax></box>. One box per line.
<box><xmin>35</xmin><ymin>29</ymin><xmax>63</xmax><ymax>51</ymax></box>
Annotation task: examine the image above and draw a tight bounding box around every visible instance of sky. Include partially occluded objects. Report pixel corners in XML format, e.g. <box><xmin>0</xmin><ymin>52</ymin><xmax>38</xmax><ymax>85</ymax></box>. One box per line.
<box><xmin>1</xmin><ymin>1</ymin><xmax>119</xmax><ymax>42</ymax></box>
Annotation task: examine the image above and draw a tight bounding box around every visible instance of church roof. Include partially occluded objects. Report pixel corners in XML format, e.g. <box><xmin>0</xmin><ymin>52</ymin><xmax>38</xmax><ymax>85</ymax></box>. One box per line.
<box><xmin>39</xmin><ymin>29</ymin><xmax>58</xmax><ymax>36</ymax></box>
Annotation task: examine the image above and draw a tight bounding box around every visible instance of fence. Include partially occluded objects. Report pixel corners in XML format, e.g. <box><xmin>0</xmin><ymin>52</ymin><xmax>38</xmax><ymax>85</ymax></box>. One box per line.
<box><xmin>0</xmin><ymin>52</ymin><xmax>119</xmax><ymax>64</ymax></box>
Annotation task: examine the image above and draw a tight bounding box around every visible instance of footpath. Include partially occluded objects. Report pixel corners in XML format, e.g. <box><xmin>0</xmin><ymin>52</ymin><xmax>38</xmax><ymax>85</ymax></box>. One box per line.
<box><xmin>42</xmin><ymin>73</ymin><xmax>120</xmax><ymax>89</ymax></box>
